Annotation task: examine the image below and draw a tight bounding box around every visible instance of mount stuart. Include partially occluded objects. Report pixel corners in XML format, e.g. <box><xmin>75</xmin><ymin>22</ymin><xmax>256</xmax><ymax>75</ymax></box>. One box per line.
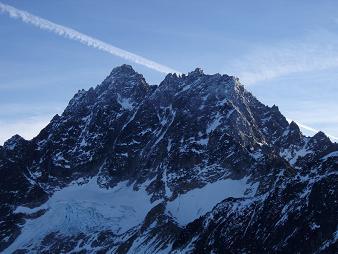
<box><xmin>0</xmin><ymin>65</ymin><xmax>337</xmax><ymax>253</ymax></box>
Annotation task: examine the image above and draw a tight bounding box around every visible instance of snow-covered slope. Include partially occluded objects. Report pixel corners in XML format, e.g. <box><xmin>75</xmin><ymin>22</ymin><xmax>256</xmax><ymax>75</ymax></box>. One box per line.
<box><xmin>0</xmin><ymin>65</ymin><xmax>337</xmax><ymax>253</ymax></box>
<box><xmin>6</xmin><ymin>177</ymin><xmax>159</xmax><ymax>253</ymax></box>
<box><xmin>166</xmin><ymin>177</ymin><xmax>258</xmax><ymax>226</ymax></box>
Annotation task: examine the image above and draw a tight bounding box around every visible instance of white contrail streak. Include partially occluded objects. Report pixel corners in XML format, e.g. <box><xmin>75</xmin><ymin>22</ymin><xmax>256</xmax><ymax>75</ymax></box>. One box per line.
<box><xmin>286</xmin><ymin>118</ymin><xmax>338</xmax><ymax>141</ymax></box>
<box><xmin>0</xmin><ymin>2</ymin><xmax>181</xmax><ymax>74</ymax></box>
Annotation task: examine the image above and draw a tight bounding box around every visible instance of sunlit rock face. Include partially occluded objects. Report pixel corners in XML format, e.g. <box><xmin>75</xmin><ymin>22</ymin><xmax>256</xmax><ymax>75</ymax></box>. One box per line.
<box><xmin>0</xmin><ymin>65</ymin><xmax>337</xmax><ymax>253</ymax></box>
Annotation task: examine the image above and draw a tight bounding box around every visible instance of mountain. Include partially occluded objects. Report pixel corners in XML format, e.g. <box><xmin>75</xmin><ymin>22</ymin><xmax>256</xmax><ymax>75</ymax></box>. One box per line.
<box><xmin>0</xmin><ymin>64</ymin><xmax>337</xmax><ymax>253</ymax></box>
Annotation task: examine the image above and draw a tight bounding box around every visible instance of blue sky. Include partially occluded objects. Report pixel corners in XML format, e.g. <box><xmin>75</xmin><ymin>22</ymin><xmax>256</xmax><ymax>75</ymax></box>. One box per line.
<box><xmin>0</xmin><ymin>0</ymin><xmax>338</xmax><ymax>144</ymax></box>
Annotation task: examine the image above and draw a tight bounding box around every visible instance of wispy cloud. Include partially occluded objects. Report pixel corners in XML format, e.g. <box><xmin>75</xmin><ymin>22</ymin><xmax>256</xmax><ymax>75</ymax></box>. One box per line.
<box><xmin>285</xmin><ymin>101</ymin><xmax>338</xmax><ymax>125</ymax></box>
<box><xmin>284</xmin><ymin>101</ymin><xmax>338</xmax><ymax>142</ymax></box>
<box><xmin>230</xmin><ymin>31</ymin><xmax>338</xmax><ymax>85</ymax></box>
<box><xmin>286</xmin><ymin>118</ymin><xmax>338</xmax><ymax>141</ymax></box>
<box><xmin>0</xmin><ymin>103</ymin><xmax>63</xmax><ymax>116</ymax></box>
<box><xmin>0</xmin><ymin>2</ymin><xmax>181</xmax><ymax>74</ymax></box>
<box><xmin>0</xmin><ymin>115</ymin><xmax>52</xmax><ymax>145</ymax></box>
<box><xmin>0</xmin><ymin>103</ymin><xmax>63</xmax><ymax>144</ymax></box>
<box><xmin>227</xmin><ymin>31</ymin><xmax>338</xmax><ymax>141</ymax></box>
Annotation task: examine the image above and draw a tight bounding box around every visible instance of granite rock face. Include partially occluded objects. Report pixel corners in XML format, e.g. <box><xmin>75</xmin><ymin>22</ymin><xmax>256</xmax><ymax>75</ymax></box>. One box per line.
<box><xmin>0</xmin><ymin>65</ymin><xmax>337</xmax><ymax>253</ymax></box>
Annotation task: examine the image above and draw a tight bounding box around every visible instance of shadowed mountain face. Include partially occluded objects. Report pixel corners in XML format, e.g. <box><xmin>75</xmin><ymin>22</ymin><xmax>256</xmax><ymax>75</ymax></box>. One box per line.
<box><xmin>0</xmin><ymin>65</ymin><xmax>337</xmax><ymax>254</ymax></box>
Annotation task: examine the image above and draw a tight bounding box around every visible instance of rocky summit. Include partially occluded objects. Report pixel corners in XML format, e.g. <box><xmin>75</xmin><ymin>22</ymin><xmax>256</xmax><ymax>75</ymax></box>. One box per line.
<box><xmin>0</xmin><ymin>65</ymin><xmax>337</xmax><ymax>253</ymax></box>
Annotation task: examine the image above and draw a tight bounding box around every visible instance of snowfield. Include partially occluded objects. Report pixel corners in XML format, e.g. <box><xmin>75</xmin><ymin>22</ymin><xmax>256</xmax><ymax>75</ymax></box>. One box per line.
<box><xmin>5</xmin><ymin>177</ymin><xmax>159</xmax><ymax>253</ymax></box>
<box><xmin>166</xmin><ymin>176</ymin><xmax>258</xmax><ymax>225</ymax></box>
<box><xmin>5</xmin><ymin>175</ymin><xmax>259</xmax><ymax>252</ymax></box>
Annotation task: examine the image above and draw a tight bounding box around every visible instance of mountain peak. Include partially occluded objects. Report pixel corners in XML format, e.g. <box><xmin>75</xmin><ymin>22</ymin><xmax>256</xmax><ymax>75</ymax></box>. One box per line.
<box><xmin>3</xmin><ymin>134</ymin><xmax>26</xmax><ymax>151</ymax></box>
<box><xmin>312</xmin><ymin>131</ymin><xmax>331</xmax><ymax>143</ymax></box>
<box><xmin>188</xmin><ymin>67</ymin><xmax>204</xmax><ymax>76</ymax></box>
<box><xmin>109</xmin><ymin>64</ymin><xmax>136</xmax><ymax>76</ymax></box>
<box><xmin>104</xmin><ymin>64</ymin><xmax>144</xmax><ymax>83</ymax></box>
<box><xmin>289</xmin><ymin>121</ymin><xmax>300</xmax><ymax>132</ymax></box>
<box><xmin>103</xmin><ymin>64</ymin><xmax>142</xmax><ymax>83</ymax></box>
<box><xmin>96</xmin><ymin>64</ymin><xmax>148</xmax><ymax>98</ymax></box>
<box><xmin>62</xmin><ymin>65</ymin><xmax>149</xmax><ymax>116</ymax></box>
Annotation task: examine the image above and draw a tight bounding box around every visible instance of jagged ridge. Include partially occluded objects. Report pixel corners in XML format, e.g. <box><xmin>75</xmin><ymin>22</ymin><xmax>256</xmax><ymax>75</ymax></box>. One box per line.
<box><xmin>0</xmin><ymin>65</ymin><xmax>337</xmax><ymax>253</ymax></box>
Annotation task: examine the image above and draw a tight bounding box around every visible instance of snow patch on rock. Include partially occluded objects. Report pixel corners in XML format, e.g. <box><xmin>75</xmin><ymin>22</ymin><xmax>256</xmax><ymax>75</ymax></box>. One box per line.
<box><xmin>166</xmin><ymin>176</ymin><xmax>258</xmax><ymax>226</ymax></box>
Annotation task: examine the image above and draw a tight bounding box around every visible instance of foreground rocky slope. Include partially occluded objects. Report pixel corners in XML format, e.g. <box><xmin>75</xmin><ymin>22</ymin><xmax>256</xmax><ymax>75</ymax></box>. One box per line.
<box><xmin>0</xmin><ymin>65</ymin><xmax>337</xmax><ymax>253</ymax></box>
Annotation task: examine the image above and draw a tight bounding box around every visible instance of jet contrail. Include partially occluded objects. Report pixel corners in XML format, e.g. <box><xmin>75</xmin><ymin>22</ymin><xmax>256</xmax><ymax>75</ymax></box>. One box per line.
<box><xmin>0</xmin><ymin>2</ymin><xmax>181</xmax><ymax>74</ymax></box>
<box><xmin>286</xmin><ymin>118</ymin><xmax>338</xmax><ymax>141</ymax></box>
